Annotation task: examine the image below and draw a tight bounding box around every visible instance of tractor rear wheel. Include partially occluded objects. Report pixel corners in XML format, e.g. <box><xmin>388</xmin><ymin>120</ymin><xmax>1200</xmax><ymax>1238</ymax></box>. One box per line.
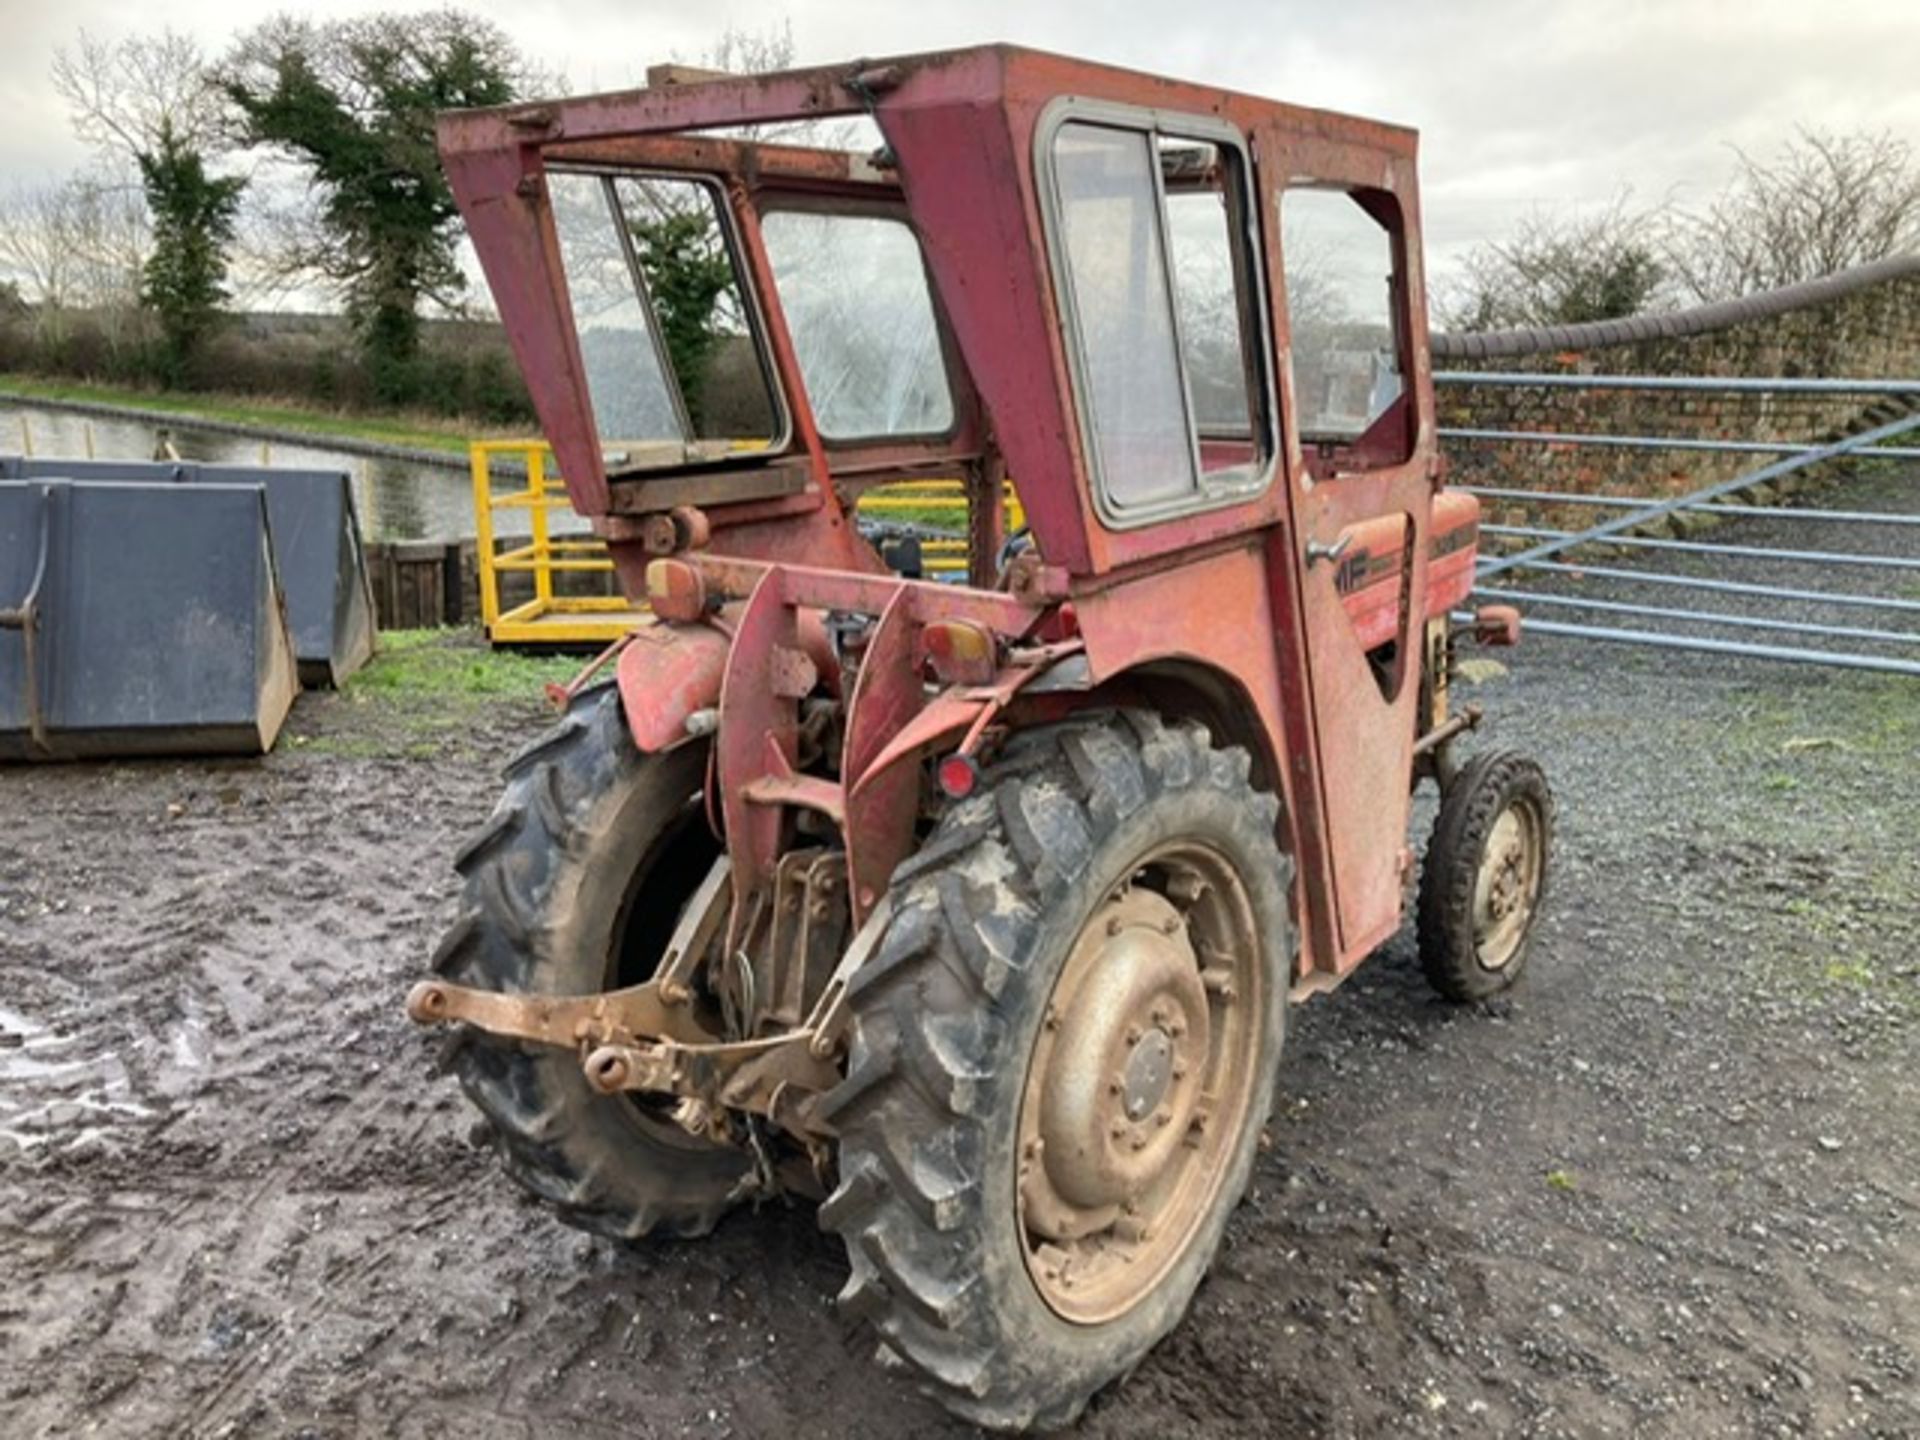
<box><xmin>432</xmin><ymin>684</ymin><xmax>752</xmax><ymax>1238</ymax></box>
<box><xmin>1417</xmin><ymin>749</ymin><xmax>1553</xmax><ymax>1002</ymax></box>
<box><xmin>819</xmin><ymin>713</ymin><xmax>1292</xmax><ymax>1431</ymax></box>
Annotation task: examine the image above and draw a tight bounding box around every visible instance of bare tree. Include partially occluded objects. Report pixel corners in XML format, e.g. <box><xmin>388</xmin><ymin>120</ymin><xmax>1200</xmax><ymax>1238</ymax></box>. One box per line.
<box><xmin>1439</xmin><ymin>193</ymin><xmax>1671</xmax><ymax>331</ymax></box>
<box><xmin>51</xmin><ymin>28</ymin><xmax>226</xmax><ymax>160</ymax></box>
<box><xmin>0</xmin><ymin>174</ymin><xmax>146</xmax><ymax>313</ymax></box>
<box><xmin>659</xmin><ymin>22</ymin><xmax>863</xmax><ymax>149</ymax></box>
<box><xmin>0</xmin><ymin>182</ymin><xmax>85</xmax><ymax>313</ymax></box>
<box><xmin>70</xmin><ymin>169</ymin><xmax>150</xmax><ymax>313</ymax></box>
<box><xmin>1666</xmin><ymin>128</ymin><xmax>1920</xmax><ymax>301</ymax></box>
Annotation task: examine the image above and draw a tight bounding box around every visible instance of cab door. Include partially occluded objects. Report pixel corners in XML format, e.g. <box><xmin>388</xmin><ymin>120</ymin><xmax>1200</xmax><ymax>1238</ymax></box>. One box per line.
<box><xmin>1273</xmin><ymin>172</ymin><xmax>1437</xmax><ymax>970</ymax></box>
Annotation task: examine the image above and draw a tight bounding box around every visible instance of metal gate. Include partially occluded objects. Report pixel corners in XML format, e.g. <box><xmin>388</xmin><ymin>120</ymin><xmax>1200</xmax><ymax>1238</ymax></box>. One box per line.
<box><xmin>1434</xmin><ymin>372</ymin><xmax>1920</xmax><ymax>678</ymax></box>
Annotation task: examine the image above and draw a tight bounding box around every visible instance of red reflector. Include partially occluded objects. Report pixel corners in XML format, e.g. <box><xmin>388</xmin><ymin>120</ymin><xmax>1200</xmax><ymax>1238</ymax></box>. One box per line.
<box><xmin>936</xmin><ymin>752</ymin><xmax>980</xmax><ymax>799</ymax></box>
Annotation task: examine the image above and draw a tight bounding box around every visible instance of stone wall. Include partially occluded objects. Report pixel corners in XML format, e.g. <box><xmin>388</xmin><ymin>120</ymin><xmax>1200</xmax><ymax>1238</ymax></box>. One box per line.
<box><xmin>1430</xmin><ymin>259</ymin><xmax>1920</xmax><ymax>511</ymax></box>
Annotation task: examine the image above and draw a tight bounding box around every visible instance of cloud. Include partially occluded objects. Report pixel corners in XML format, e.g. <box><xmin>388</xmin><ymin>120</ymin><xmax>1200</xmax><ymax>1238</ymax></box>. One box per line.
<box><xmin>5</xmin><ymin>0</ymin><xmax>1918</xmax><ymax>291</ymax></box>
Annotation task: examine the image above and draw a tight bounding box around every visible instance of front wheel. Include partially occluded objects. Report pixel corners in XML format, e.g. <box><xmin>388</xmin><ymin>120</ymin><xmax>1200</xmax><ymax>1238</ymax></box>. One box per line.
<box><xmin>818</xmin><ymin>712</ymin><xmax>1293</xmax><ymax>1431</ymax></box>
<box><xmin>1417</xmin><ymin>749</ymin><xmax>1553</xmax><ymax>1002</ymax></box>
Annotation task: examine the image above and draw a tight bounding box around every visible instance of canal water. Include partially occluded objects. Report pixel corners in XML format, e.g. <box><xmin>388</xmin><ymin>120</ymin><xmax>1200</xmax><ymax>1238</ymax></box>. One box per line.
<box><xmin>0</xmin><ymin>401</ymin><xmax>579</xmax><ymax>544</ymax></box>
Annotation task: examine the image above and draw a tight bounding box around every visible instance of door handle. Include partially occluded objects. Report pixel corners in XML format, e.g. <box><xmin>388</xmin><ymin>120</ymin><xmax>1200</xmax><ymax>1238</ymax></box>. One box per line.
<box><xmin>1306</xmin><ymin>533</ymin><xmax>1354</xmax><ymax>568</ymax></box>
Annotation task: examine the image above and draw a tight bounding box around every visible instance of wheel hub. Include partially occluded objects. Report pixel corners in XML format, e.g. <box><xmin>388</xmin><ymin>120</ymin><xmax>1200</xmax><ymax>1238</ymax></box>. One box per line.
<box><xmin>1122</xmin><ymin>1027</ymin><xmax>1174</xmax><ymax>1121</ymax></box>
<box><xmin>1015</xmin><ymin>840</ymin><xmax>1262</xmax><ymax>1325</ymax></box>
<box><xmin>1030</xmin><ymin>890</ymin><xmax>1211</xmax><ymax>1220</ymax></box>
<box><xmin>1473</xmin><ymin>804</ymin><xmax>1542</xmax><ymax>969</ymax></box>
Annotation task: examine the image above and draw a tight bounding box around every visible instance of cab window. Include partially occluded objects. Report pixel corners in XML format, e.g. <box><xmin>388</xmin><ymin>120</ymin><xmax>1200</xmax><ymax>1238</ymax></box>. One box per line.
<box><xmin>1278</xmin><ymin>187</ymin><xmax>1412</xmax><ymax>467</ymax></box>
<box><xmin>759</xmin><ymin>210</ymin><xmax>954</xmax><ymax>441</ymax></box>
<box><xmin>1046</xmin><ymin>115</ymin><xmax>1273</xmax><ymax>524</ymax></box>
<box><xmin>548</xmin><ymin>169</ymin><xmax>782</xmax><ymax>469</ymax></box>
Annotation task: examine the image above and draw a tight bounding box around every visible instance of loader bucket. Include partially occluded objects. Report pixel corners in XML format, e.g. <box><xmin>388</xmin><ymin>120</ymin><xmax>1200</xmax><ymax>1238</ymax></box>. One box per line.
<box><xmin>0</xmin><ymin>479</ymin><xmax>299</xmax><ymax>760</ymax></box>
<box><xmin>0</xmin><ymin>456</ymin><xmax>375</xmax><ymax>686</ymax></box>
<box><xmin>198</xmin><ymin>464</ymin><xmax>375</xmax><ymax>687</ymax></box>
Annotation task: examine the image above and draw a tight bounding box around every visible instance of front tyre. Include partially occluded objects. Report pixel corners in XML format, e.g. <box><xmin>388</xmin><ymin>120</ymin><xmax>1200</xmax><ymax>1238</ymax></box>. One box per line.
<box><xmin>818</xmin><ymin>713</ymin><xmax>1293</xmax><ymax>1431</ymax></box>
<box><xmin>1417</xmin><ymin>749</ymin><xmax>1553</xmax><ymax>1002</ymax></box>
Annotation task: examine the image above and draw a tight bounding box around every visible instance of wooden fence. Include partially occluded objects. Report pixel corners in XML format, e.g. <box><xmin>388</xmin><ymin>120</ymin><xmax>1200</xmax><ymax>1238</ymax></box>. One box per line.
<box><xmin>362</xmin><ymin>539</ymin><xmax>620</xmax><ymax>632</ymax></box>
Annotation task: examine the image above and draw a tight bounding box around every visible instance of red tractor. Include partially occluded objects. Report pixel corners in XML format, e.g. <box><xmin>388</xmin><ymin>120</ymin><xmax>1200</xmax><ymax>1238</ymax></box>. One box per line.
<box><xmin>408</xmin><ymin>45</ymin><xmax>1550</xmax><ymax>1430</ymax></box>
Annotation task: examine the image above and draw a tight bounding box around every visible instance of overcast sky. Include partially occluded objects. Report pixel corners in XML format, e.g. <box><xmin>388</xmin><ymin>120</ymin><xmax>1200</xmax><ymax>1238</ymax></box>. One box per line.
<box><xmin>4</xmin><ymin>0</ymin><xmax>1919</xmax><ymax>298</ymax></box>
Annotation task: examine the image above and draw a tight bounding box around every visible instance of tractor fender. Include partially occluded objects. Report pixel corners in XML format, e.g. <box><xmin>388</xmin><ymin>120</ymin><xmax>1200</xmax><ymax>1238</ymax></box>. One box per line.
<box><xmin>613</xmin><ymin>610</ymin><xmax>844</xmax><ymax>753</ymax></box>
<box><xmin>615</xmin><ymin>621</ymin><xmax>729</xmax><ymax>752</ymax></box>
<box><xmin>1084</xmin><ymin>656</ymin><xmax>1287</xmax><ymax>805</ymax></box>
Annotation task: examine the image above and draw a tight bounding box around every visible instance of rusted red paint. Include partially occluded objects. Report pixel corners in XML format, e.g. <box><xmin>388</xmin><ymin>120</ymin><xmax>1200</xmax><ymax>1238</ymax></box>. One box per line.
<box><xmin>442</xmin><ymin>44</ymin><xmax>1496</xmax><ymax>984</ymax></box>
<box><xmin>613</xmin><ymin>621</ymin><xmax>728</xmax><ymax>751</ymax></box>
<box><xmin>839</xmin><ymin>591</ymin><xmax>922</xmax><ymax>926</ymax></box>
<box><xmin>715</xmin><ymin>571</ymin><xmax>802</xmax><ymax>949</ymax></box>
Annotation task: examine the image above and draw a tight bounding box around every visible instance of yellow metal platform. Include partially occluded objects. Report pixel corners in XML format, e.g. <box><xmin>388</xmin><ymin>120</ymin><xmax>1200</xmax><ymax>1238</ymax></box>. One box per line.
<box><xmin>471</xmin><ymin>440</ymin><xmax>634</xmax><ymax>645</ymax></box>
<box><xmin>469</xmin><ymin>439</ymin><xmax>1017</xmax><ymax>646</ymax></box>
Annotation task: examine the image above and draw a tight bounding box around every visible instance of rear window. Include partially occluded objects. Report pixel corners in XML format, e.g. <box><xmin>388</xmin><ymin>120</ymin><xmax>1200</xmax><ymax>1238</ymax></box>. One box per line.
<box><xmin>548</xmin><ymin>169</ymin><xmax>782</xmax><ymax>468</ymax></box>
<box><xmin>759</xmin><ymin>210</ymin><xmax>954</xmax><ymax>440</ymax></box>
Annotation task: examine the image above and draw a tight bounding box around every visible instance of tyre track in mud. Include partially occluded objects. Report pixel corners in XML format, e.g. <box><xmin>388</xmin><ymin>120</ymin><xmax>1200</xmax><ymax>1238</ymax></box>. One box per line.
<box><xmin>2</xmin><ymin>591</ymin><xmax>1916</xmax><ymax>1436</ymax></box>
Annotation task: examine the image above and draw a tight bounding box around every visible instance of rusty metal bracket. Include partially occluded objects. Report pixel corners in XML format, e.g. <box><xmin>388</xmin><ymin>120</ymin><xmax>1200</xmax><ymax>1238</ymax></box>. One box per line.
<box><xmin>404</xmin><ymin>881</ymin><xmax>897</xmax><ymax>1139</ymax></box>
<box><xmin>953</xmin><ymin>639</ymin><xmax>1085</xmax><ymax>761</ymax></box>
<box><xmin>580</xmin><ymin>892</ymin><xmax>895</xmax><ymax>1132</ymax></box>
<box><xmin>405</xmin><ymin>976</ymin><xmax>717</xmax><ymax>1050</ymax></box>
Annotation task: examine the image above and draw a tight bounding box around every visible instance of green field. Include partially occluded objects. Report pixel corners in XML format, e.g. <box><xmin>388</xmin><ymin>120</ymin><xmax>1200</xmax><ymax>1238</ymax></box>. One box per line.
<box><xmin>0</xmin><ymin>373</ymin><xmax>483</xmax><ymax>455</ymax></box>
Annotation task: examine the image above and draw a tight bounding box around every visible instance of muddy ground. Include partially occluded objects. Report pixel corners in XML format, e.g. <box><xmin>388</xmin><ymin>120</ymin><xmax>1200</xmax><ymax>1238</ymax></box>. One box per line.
<box><xmin>3</xmin><ymin>505</ymin><xmax>1917</xmax><ymax>1437</ymax></box>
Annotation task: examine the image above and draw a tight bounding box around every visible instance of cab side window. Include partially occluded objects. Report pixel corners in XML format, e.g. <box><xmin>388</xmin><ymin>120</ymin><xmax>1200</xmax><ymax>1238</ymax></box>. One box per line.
<box><xmin>1279</xmin><ymin>187</ymin><xmax>1413</xmax><ymax>470</ymax></box>
<box><xmin>1047</xmin><ymin>116</ymin><xmax>1274</xmax><ymax>524</ymax></box>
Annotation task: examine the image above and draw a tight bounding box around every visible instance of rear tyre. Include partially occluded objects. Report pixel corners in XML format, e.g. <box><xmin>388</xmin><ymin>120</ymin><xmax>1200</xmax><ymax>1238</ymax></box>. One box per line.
<box><xmin>1417</xmin><ymin>749</ymin><xmax>1553</xmax><ymax>1002</ymax></box>
<box><xmin>431</xmin><ymin>684</ymin><xmax>752</xmax><ymax>1238</ymax></box>
<box><xmin>818</xmin><ymin>713</ymin><xmax>1292</xmax><ymax>1431</ymax></box>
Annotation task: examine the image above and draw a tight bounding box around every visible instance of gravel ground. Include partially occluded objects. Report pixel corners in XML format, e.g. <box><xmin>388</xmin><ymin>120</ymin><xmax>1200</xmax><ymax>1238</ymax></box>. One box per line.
<box><xmin>1</xmin><ymin>475</ymin><xmax>1915</xmax><ymax>1438</ymax></box>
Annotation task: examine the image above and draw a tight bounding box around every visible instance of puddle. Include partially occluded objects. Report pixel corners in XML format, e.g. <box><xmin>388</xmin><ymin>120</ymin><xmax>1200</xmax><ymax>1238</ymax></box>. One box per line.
<box><xmin>0</xmin><ymin>1005</ymin><xmax>156</xmax><ymax>1154</ymax></box>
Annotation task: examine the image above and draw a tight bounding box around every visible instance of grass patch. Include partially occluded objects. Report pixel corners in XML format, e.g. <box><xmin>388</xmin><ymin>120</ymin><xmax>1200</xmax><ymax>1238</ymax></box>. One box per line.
<box><xmin>284</xmin><ymin>628</ymin><xmax>584</xmax><ymax>760</ymax></box>
<box><xmin>857</xmin><ymin>501</ymin><xmax>966</xmax><ymax>530</ymax></box>
<box><xmin>0</xmin><ymin>373</ymin><xmax>486</xmax><ymax>455</ymax></box>
<box><xmin>1823</xmin><ymin>959</ymin><xmax>1874</xmax><ymax>988</ymax></box>
<box><xmin>1736</xmin><ymin>674</ymin><xmax>1920</xmax><ymax>761</ymax></box>
<box><xmin>349</xmin><ymin>627</ymin><xmax>583</xmax><ymax>700</ymax></box>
